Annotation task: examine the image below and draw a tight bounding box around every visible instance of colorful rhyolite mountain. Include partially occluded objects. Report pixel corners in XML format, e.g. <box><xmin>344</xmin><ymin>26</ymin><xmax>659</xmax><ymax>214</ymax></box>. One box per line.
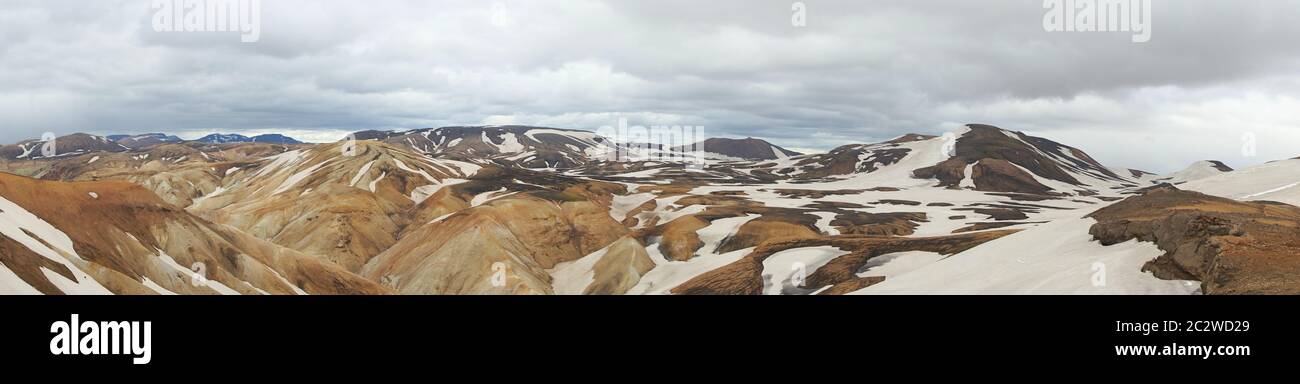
<box><xmin>2</xmin><ymin>124</ymin><xmax>1297</xmax><ymax>295</ymax></box>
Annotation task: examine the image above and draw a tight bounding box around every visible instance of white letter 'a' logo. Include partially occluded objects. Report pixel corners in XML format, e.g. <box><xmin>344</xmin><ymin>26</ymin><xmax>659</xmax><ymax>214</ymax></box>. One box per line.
<box><xmin>791</xmin><ymin>2</ymin><xmax>807</xmax><ymax>27</ymax></box>
<box><xmin>491</xmin><ymin>262</ymin><xmax>508</xmax><ymax>288</ymax></box>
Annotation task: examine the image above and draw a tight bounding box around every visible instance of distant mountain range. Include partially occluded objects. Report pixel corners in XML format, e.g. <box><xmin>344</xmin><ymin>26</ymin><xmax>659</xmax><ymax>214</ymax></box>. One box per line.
<box><xmin>109</xmin><ymin>133</ymin><xmax>184</xmax><ymax>149</ymax></box>
<box><xmin>0</xmin><ymin>132</ymin><xmax>306</xmax><ymax>160</ymax></box>
<box><xmin>195</xmin><ymin>133</ymin><xmax>304</xmax><ymax>144</ymax></box>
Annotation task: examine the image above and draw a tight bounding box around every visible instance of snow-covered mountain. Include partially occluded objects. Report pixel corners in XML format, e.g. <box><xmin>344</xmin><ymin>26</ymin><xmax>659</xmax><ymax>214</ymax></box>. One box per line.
<box><xmin>195</xmin><ymin>133</ymin><xmax>251</xmax><ymax>143</ymax></box>
<box><xmin>674</xmin><ymin>137</ymin><xmax>801</xmax><ymax>161</ymax></box>
<box><xmin>1180</xmin><ymin>158</ymin><xmax>1300</xmax><ymax>206</ymax></box>
<box><xmin>110</xmin><ymin>133</ymin><xmax>184</xmax><ymax>149</ymax></box>
<box><xmin>721</xmin><ymin>124</ymin><xmax>1141</xmax><ymax>197</ymax></box>
<box><xmin>4</xmin><ymin>123</ymin><xmax>1299</xmax><ymax>295</ymax></box>
<box><xmin>196</xmin><ymin>133</ymin><xmax>303</xmax><ymax>144</ymax></box>
<box><xmin>1153</xmin><ymin>160</ymin><xmax>1234</xmax><ymax>185</ymax></box>
<box><xmin>353</xmin><ymin>126</ymin><xmax>808</xmax><ymax>169</ymax></box>
<box><xmin>0</xmin><ymin>133</ymin><xmax>129</xmax><ymax>160</ymax></box>
<box><xmin>353</xmin><ymin>126</ymin><xmax>609</xmax><ymax>169</ymax></box>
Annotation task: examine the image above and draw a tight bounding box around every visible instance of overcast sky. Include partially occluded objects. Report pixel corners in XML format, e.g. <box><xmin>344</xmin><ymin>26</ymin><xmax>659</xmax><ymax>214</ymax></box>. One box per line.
<box><xmin>2</xmin><ymin>0</ymin><xmax>1298</xmax><ymax>172</ymax></box>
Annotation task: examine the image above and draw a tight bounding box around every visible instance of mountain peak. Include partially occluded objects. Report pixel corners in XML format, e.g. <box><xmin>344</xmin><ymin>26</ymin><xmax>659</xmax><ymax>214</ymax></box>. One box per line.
<box><xmin>683</xmin><ymin>137</ymin><xmax>802</xmax><ymax>160</ymax></box>
<box><xmin>250</xmin><ymin>134</ymin><xmax>304</xmax><ymax>144</ymax></box>
<box><xmin>196</xmin><ymin>133</ymin><xmax>303</xmax><ymax>144</ymax></box>
<box><xmin>196</xmin><ymin>133</ymin><xmax>251</xmax><ymax>143</ymax></box>
<box><xmin>1153</xmin><ymin>160</ymin><xmax>1234</xmax><ymax>185</ymax></box>
<box><xmin>0</xmin><ymin>132</ymin><xmax>129</xmax><ymax>160</ymax></box>
<box><xmin>110</xmin><ymin>133</ymin><xmax>184</xmax><ymax>149</ymax></box>
<box><xmin>1196</xmin><ymin>160</ymin><xmax>1234</xmax><ymax>172</ymax></box>
<box><xmin>885</xmin><ymin>133</ymin><xmax>938</xmax><ymax>144</ymax></box>
<box><xmin>909</xmin><ymin>124</ymin><xmax>1127</xmax><ymax>195</ymax></box>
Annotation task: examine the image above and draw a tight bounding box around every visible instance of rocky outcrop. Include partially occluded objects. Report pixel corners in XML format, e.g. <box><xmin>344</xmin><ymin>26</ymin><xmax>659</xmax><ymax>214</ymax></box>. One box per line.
<box><xmin>832</xmin><ymin>212</ymin><xmax>926</xmax><ymax>236</ymax></box>
<box><xmin>654</xmin><ymin>216</ymin><xmax>710</xmax><ymax>262</ymax></box>
<box><xmin>1088</xmin><ymin>186</ymin><xmax>1300</xmax><ymax>294</ymax></box>
<box><xmin>716</xmin><ymin>218</ymin><xmax>821</xmax><ymax>254</ymax></box>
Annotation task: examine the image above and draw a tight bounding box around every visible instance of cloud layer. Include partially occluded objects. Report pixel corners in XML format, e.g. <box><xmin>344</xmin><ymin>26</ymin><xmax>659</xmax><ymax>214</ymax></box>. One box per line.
<box><xmin>3</xmin><ymin>0</ymin><xmax>1298</xmax><ymax>172</ymax></box>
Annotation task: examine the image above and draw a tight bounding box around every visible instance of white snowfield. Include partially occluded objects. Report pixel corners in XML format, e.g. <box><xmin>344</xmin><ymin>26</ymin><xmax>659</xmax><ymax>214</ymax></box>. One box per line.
<box><xmin>1181</xmin><ymin>159</ymin><xmax>1300</xmax><ymax>206</ymax></box>
<box><xmin>482</xmin><ymin>131</ymin><xmax>527</xmax><ymax>154</ymax></box>
<box><xmin>0</xmin><ymin>197</ymin><xmax>112</xmax><ymax>295</ymax></box>
<box><xmin>761</xmin><ymin>246</ymin><xmax>850</xmax><ymax>295</ymax></box>
<box><xmin>522</xmin><ymin>129</ymin><xmax>602</xmax><ymax>147</ymax></box>
<box><xmin>599</xmin><ymin>126</ymin><xmax>1211</xmax><ymax>295</ymax></box>
<box><xmin>1156</xmin><ymin>160</ymin><xmax>1232</xmax><ymax>185</ymax></box>
<box><xmin>0</xmin><ymin>259</ymin><xmax>40</xmax><ymax>294</ymax></box>
<box><xmin>853</xmin><ymin>214</ymin><xmax>1200</xmax><ymax>295</ymax></box>
<box><xmin>857</xmin><ymin>251</ymin><xmax>945</xmax><ymax>280</ymax></box>
<box><xmin>815</xmin><ymin>130</ymin><xmax>961</xmax><ymax>190</ymax></box>
<box><xmin>627</xmin><ymin>215</ymin><xmax>759</xmax><ymax>295</ymax></box>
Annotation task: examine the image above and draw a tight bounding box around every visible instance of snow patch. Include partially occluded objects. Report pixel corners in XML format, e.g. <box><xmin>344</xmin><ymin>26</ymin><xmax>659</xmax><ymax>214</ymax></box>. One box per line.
<box><xmin>626</xmin><ymin>215</ymin><xmax>759</xmax><ymax>294</ymax></box>
<box><xmin>470</xmin><ymin>188</ymin><xmax>512</xmax><ymax>207</ymax></box>
<box><xmin>548</xmin><ymin>244</ymin><xmax>614</xmax><ymax>295</ymax></box>
<box><xmin>190</xmin><ymin>186</ymin><xmax>226</xmax><ymax>207</ymax></box>
<box><xmin>0</xmin><ymin>196</ymin><xmax>113</xmax><ymax>295</ymax></box>
<box><xmin>0</xmin><ymin>261</ymin><xmax>41</xmax><ymax>294</ymax></box>
<box><xmin>155</xmin><ymin>249</ymin><xmax>240</xmax><ymax>295</ymax></box>
<box><xmin>251</xmin><ymin>150</ymin><xmax>305</xmax><ymax>179</ymax></box>
<box><xmin>761</xmin><ymin>246</ymin><xmax>851</xmax><ymax>295</ymax></box>
<box><xmin>392</xmin><ymin>158</ymin><xmax>439</xmax><ymax>183</ymax></box>
<box><xmin>350</xmin><ymin>160</ymin><xmax>377</xmax><ymax>187</ymax></box>
<box><xmin>854</xmin><ymin>214</ymin><xmax>1200</xmax><ymax>295</ymax></box>
<box><xmin>409</xmin><ymin>179</ymin><xmax>468</xmax><ymax>204</ymax></box>
<box><xmin>608</xmin><ymin>192</ymin><xmax>656</xmax><ymax>222</ymax></box>
<box><xmin>495</xmin><ymin>133</ymin><xmax>526</xmax><ymax>153</ymax></box>
<box><xmin>856</xmin><ymin>251</ymin><xmax>945</xmax><ymax>279</ymax></box>
<box><xmin>960</xmin><ymin>162</ymin><xmax>977</xmax><ymax>189</ymax></box>
<box><xmin>368</xmin><ymin>172</ymin><xmax>388</xmax><ymax>193</ymax></box>
<box><xmin>271</xmin><ymin>160</ymin><xmax>327</xmax><ymax>195</ymax></box>
<box><xmin>811</xmin><ymin>212</ymin><xmax>841</xmax><ymax>236</ymax></box>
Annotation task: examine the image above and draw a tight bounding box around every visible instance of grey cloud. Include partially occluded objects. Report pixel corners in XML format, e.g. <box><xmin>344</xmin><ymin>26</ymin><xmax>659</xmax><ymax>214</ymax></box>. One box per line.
<box><xmin>2</xmin><ymin>0</ymin><xmax>1298</xmax><ymax>173</ymax></box>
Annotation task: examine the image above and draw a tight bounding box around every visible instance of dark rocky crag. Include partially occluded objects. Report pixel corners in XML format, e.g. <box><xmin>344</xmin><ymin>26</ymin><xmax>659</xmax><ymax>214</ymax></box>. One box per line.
<box><xmin>1088</xmin><ymin>185</ymin><xmax>1300</xmax><ymax>294</ymax></box>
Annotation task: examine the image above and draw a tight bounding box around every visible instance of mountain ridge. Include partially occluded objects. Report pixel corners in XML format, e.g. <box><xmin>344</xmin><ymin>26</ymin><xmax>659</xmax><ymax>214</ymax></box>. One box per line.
<box><xmin>5</xmin><ymin>123</ymin><xmax>1300</xmax><ymax>295</ymax></box>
